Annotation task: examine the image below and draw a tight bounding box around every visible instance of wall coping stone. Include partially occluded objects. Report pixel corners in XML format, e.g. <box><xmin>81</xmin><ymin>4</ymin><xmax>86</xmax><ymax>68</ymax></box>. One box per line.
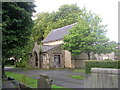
<box><xmin>91</xmin><ymin>68</ymin><xmax>120</xmax><ymax>75</ymax></box>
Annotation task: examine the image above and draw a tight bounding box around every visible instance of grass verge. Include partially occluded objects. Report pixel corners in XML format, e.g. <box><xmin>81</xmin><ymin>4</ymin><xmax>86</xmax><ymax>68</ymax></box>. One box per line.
<box><xmin>73</xmin><ymin>69</ymin><xmax>85</xmax><ymax>73</ymax></box>
<box><xmin>5</xmin><ymin>71</ymin><xmax>64</xmax><ymax>88</ymax></box>
<box><xmin>69</xmin><ymin>75</ymin><xmax>84</xmax><ymax>80</ymax></box>
<box><xmin>5</xmin><ymin>71</ymin><xmax>37</xmax><ymax>88</ymax></box>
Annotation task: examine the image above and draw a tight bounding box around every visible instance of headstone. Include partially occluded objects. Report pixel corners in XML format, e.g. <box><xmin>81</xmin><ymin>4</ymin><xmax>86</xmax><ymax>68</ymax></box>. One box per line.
<box><xmin>38</xmin><ymin>74</ymin><xmax>52</xmax><ymax>89</ymax></box>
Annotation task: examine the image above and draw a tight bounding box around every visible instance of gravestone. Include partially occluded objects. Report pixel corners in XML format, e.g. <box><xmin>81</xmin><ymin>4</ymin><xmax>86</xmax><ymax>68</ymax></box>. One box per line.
<box><xmin>38</xmin><ymin>74</ymin><xmax>52</xmax><ymax>89</ymax></box>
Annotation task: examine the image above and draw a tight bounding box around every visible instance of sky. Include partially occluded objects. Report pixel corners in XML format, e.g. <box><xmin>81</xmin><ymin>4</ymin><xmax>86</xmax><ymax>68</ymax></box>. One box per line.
<box><xmin>33</xmin><ymin>0</ymin><xmax>119</xmax><ymax>42</ymax></box>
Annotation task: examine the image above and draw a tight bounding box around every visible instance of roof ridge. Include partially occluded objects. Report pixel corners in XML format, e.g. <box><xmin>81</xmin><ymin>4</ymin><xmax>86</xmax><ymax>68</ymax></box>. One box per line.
<box><xmin>52</xmin><ymin>23</ymin><xmax>76</xmax><ymax>32</ymax></box>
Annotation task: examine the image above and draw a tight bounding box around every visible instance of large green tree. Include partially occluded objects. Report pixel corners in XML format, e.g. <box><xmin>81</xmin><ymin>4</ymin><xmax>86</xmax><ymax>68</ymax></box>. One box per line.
<box><xmin>62</xmin><ymin>8</ymin><xmax>117</xmax><ymax>60</ymax></box>
<box><xmin>33</xmin><ymin>4</ymin><xmax>81</xmax><ymax>43</ymax></box>
<box><xmin>2</xmin><ymin>2</ymin><xmax>35</xmax><ymax>77</ymax></box>
<box><xmin>33</xmin><ymin>12</ymin><xmax>53</xmax><ymax>42</ymax></box>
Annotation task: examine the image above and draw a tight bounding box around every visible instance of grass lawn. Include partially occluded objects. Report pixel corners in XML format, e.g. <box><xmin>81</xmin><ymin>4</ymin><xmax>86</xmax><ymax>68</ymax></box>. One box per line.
<box><xmin>5</xmin><ymin>71</ymin><xmax>37</xmax><ymax>88</ymax></box>
<box><xmin>5</xmin><ymin>65</ymin><xmax>15</xmax><ymax>67</ymax></box>
<box><xmin>5</xmin><ymin>71</ymin><xmax>64</xmax><ymax>88</ymax></box>
<box><xmin>73</xmin><ymin>69</ymin><xmax>85</xmax><ymax>73</ymax></box>
<box><xmin>69</xmin><ymin>75</ymin><xmax>84</xmax><ymax>80</ymax></box>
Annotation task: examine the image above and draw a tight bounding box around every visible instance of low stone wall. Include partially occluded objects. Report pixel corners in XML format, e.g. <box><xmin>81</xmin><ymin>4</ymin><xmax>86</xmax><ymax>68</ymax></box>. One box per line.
<box><xmin>74</xmin><ymin>60</ymin><xmax>85</xmax><ymax>68</ymax></box>
<box><xmin>85</xmin><ymin>68</ymin><xmax>120</xmax><ymax>88</ymax></box>
<box><xmin>71</xmin><ymin>60</ymin><xmax>86</xmax><ymax>68</ymax></box>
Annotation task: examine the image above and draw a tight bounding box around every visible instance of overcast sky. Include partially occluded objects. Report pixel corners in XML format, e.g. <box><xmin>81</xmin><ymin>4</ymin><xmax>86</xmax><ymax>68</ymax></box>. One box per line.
<box><xmin>33</xmin><ymin>0</ymin><xmax>119</xmax><ymax>42</ymax></box>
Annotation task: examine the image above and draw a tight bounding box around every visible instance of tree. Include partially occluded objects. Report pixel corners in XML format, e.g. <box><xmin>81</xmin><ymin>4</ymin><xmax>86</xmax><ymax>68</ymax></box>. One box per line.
<box><xmin>62</xmin><ymin>8</ymin><xmax>117</xmax><ymax>60</ymax></box>
<box><xmin>33</xmin><ymin>12</ymin><xmax>53</xmax><ymax>43</ymax></box>
<box><xmin>2</xmin><ymin>2</ymin><xmax>35</xmax><ymax>78</ymax></box>
<box><xmin>33</xmin><ymin>4</ymin><xmax>81</xmax><ymax>43</ymax></box>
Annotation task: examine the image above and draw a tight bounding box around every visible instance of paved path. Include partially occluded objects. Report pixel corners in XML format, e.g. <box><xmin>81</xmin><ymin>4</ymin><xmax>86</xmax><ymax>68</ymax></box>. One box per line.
<box><xmin>5</xmin><ymin>66</ymin><xmax>14</xmax><ymax>69</ymax></box>
<box><xmin>2</xmin><ymin>80</ymin><xmax>15</xmax><ymax>88</ymax></box>
<box><xmin>5</xmin><ymin>68</ymin><xmax>86</xmax><ymax>88</ymax></box>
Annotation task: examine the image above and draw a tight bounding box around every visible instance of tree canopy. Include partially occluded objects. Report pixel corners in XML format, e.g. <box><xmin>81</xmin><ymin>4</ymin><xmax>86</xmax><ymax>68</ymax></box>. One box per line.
<box><xmin>33</xmin><ymin>4</ymin><xmax>81</xmax><ymax>43</ymax></box>
<box><xmin>2</xmin><ymin>2</ymin><xmax>35</xmax><ymax>60</ymax></box>
<box><xmin>62</xmin><ymin>8</ymin><xmax>117</xmax><ymax>60</ymax></box>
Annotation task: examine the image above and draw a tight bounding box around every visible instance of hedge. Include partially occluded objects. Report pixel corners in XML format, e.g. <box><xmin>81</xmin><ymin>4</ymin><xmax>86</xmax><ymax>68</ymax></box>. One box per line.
<box><xmin>85</xmin><ymin>60</ymin><xmax>120</xmax><ymax>74</ymax></box>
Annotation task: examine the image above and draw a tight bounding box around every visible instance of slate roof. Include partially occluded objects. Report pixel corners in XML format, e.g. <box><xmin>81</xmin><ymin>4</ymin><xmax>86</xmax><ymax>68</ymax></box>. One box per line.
<box><xmin>42</xmin><ymin>23</ymin><xmax>75</xmax><ymax>43</ymax></box>
<box><xmin>42</xmin><ymin>45</ymin><xmax>60</xmax><ymax>52</ymax></box>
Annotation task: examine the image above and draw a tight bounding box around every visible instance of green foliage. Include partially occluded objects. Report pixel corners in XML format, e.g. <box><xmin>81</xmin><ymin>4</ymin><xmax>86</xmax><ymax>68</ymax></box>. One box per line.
<box><xmin>52</xmin><ymin>85</ymin><xmax>72</xmax><ymax>90</ymax></box>
<box><xmin>33</xmin><ymin>4</ymin><xmax>81</xmax><ymax>43</ymax></box>
<box><xmin>21</xmin><ymin>75</ymin><xmax>27</xmax><ymax>84</ymax></box>
<box><xmin>62</xmin><ymin>8</ymin><xmax>117</xmax><ymax>59</ymax></box>
<box><xmin>51</xmin><ymin>85</ymin><xmax>63</xmax><ymax>88</ymax></box>
<box><xmin>2</xmin><ymin>2</ymin><xmax>35</xmax><ymax>60</ymax></box>
<box><xmin>4</xmin><ymin>60</ymin><xmax>14</xmax><ymax>65</ymax></box>
<box><xmin>20</xmin><ymin>40</ymin><xmax>34</xmax><ymax>64</ymax></box>
<box><xmin>69</xmin><ymin>75</ymin><xmax>84</xmax><ymax>80</ymax></box>
<box><xmin>73</xmin><ymin>69</ymin><xmax>85</xmax><ymax>73</ymax></box>
<box><xmin>16</xmin><ymin>61</ymin><xmax>27</xmax><ymax>67</ymax></box>
<box><xmin>85</xmin><ymin>60</ymin><xmax>120</xmax><ymax>74</ymax></box>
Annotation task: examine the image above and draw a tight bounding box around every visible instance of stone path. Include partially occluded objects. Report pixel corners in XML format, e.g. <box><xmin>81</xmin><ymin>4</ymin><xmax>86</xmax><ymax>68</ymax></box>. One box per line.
<box><xmin>5</xmin><ymin>68</ymin><xmax>86</xmax><ymax>88</ymax></box>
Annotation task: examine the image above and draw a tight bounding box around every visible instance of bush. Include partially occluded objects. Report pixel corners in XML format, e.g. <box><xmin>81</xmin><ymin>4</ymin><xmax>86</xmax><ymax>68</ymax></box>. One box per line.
<box><xmin>5</xmin><ymin>60</ymin><xmax>14</xmax><ymax>65</ymax></box>
<box><xmin>85</xmin><ymin>60</ymin><xmax>120</xmax><ymax>74</ymax></box>
<box><xmin>17</xmin><ymin>62</ymin><xmax>27</xmax><ymax>67</ymax></box>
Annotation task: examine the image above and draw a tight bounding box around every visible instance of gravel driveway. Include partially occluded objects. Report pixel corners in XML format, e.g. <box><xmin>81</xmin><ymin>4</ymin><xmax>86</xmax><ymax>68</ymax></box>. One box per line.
<box><xmin>5</xmin><ymin>68</ymin><xmax>86</xmax><ymax>88</ymax></box>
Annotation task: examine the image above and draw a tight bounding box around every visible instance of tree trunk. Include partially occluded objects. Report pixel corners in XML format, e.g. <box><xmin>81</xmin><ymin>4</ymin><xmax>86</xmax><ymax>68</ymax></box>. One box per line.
<box><xmin>2</xmin><ymin>61</ymin><xmax>6</xmax><ymax>78</ymax></box>
<box><xmin>88</xmin><ymin>53</ymin><xmax>91</xmax><ymax>60</ymax></box>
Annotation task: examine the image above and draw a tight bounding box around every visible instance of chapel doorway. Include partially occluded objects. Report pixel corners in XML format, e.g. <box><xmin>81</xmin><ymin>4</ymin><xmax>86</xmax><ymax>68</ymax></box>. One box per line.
<box><xmin>34</xmin><ymin>52</ymin><xmax>38</xmax><ymax>67</ymax></box>
<box><xmin>54</xmin><ymin>55</ymin><xmax>61</xmax><ymax>67</ymax></box>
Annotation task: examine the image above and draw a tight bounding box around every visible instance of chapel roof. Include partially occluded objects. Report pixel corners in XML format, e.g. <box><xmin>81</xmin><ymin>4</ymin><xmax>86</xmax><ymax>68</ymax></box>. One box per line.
<box><xmin>42</xmin><ymin>23</ymin><xmax>75</xmax><ymax>43</ymax></box>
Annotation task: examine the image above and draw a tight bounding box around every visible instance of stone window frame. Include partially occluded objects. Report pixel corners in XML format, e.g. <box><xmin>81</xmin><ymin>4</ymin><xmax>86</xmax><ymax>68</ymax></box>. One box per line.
<box><xmin>52</xmin><ymin>54</ymin><xmax>62</xmax><ymax>66</ymax></box>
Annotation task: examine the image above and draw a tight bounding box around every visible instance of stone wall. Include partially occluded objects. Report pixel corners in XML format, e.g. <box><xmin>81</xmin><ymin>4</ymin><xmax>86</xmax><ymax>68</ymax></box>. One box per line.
<box><xmin>64</xmin><ymin>50</ymin><xmax>72</xmax><ymax>68</ymax></box>
<box><xmin>74</xmin><ymin>60</ymin><xmax>85</xmax><ymax>68</ymax></box>
<box><xmin>71</xmin><ymin>60</ymin><xmax>87</xmax><ymax>68</ymax></box>
<box><xmin>72</xmin><ymin>53</ymin><xmax>96</xmax><ymax>60</ymax></box>
<box><xmin>85</xmin><ymin>68</ymin><xmax>120</xmax><ymax>88</ymax></box>
<box><xmin>47</xmin><ymin>45</ymin><xmax>65</xmax><ymax>68</ymax></box>
<box><xmin>29</xmin><ymin>42</ymin><xmax>41</xmax><ymax>68</ymax></box>
<box><xmin>70</xmin><ymin>53</ymin><xmax>96</xmax><ymax>68</ymax></box>
<box><xmin>42</xmin><ymin>53</ymin><xmax>50</xmax><ymax>69</ymax></box>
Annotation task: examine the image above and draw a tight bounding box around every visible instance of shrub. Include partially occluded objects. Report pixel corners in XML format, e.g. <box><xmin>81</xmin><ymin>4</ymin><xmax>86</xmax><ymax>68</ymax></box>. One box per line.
<box><xmin>5</xmin><ymin>60</ymin><xmax>14</xmax><ymax>65</ymax></box>
<box><xmin>85</xmin><ymin>60</ymin><xmax>120</xmax><ymax>74</ymax></box>
<box><xmin>17</xmin><ymin>61</ymin><xmax>27</xmax><ymax>67</ymax></box>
